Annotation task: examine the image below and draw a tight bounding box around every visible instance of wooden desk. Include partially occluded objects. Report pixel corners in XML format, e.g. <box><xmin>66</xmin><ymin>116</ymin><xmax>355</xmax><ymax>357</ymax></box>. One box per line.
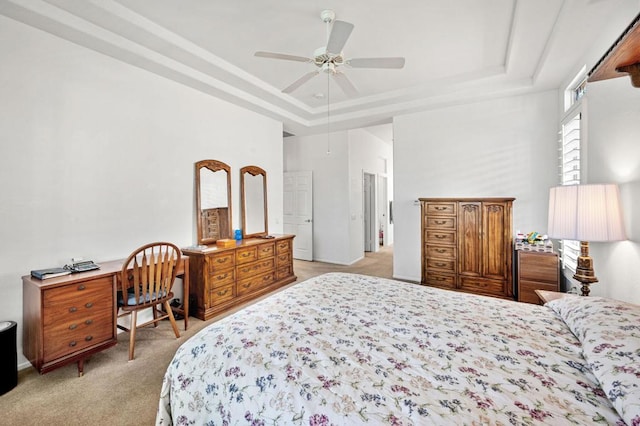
<box><xmin>22</xmin><ymin>256</ymin><xmax>189</xmax><ymax>376</ymax></box>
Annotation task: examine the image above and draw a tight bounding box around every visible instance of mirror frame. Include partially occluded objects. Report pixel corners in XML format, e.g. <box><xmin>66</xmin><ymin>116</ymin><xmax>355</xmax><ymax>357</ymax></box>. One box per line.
<box><xmin>195</xmin><ymin>159</ymin><xmax>232</xmax><ymax>245</ymax></box>
<box><xmin>240</xmin><ymin>165</ymin><xmax>268</xmax><ymax>239</ymax></box>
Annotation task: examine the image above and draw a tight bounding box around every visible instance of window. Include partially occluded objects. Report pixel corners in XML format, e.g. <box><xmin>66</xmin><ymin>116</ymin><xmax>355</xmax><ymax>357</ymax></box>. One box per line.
<box><xmin>558</xmin><ymin>68</ymin><xmax>586</xmax><ymax>272</ymax></box>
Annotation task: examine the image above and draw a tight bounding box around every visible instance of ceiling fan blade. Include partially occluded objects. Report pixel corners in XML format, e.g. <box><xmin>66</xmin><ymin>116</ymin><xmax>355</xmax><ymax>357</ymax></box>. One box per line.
<box><xmin>282</xmin><ymin>71</ymin><xmax>320</xmax><ymax>94</ymax></box>
<box><xmin>346</xmin><ymin>57</ymin><xmax>406</xmax><ymax>69</ymax></box>
<box><xmin>332</xmin><ymin>72</ymin><xmax>359</xmax><ymax>98</ymax></box>
<box><xmin>326</xmin><ymin>20</ymin><xmax>354</xmax><ymax>54</ymax></box>
<box><xmin>255</xmin><ymin>51</ymin><xmax>312</xmax><ymax>63</ymax></box>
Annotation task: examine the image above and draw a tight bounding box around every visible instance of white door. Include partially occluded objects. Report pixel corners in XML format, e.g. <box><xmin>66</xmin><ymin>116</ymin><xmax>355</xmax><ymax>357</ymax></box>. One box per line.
<box><xmin>284</xmin><ymin>171</ymin><xmax>313</xmax><ymax>261</ymax></box>
<box><xmin>363</xmin><ymin>172</ymin><xmax>376</xmax><ymax>252</ymax></box>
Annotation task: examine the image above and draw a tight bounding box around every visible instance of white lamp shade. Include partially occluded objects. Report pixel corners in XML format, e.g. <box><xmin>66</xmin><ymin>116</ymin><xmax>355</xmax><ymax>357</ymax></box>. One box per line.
<box><xmin>548</xmin><ymin>184</ymin><xmax>626</xmax><ymax>242</ymax></box>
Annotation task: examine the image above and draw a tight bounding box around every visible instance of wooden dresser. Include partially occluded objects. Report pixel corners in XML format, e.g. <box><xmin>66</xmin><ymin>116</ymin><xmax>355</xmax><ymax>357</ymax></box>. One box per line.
<box><xmin>516</xmin><ymin>251</ymin><xmax>560</xmax><ymax>304</ymax></box>
<box><xmin>420</xmin><ymin>198</ymin><xmax>514</xmax><ymax>299</ymax></box>
<box><xmin>182</xmin><ymin>234</ymin><xmax>296</xmax><ymax>321</ymax></box>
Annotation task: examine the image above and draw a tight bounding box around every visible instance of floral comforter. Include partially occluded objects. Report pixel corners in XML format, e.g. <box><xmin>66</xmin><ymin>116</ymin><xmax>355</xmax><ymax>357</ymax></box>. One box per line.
<box><xmin>157</xmin><ymin>273</ymin><xmax>625</xmax><ymax>425</ymax></box>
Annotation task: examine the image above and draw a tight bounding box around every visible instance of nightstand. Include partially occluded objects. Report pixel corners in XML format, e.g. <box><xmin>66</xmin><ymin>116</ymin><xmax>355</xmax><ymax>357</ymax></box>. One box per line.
<box><xmin>534</xmin><ymin>289</ymin><xmax>569</xmax><ymax>305</ymax></box>
<box><xmin>516</xmin><ymin>251</ymin><xmax>560</xmax><ymax>304</ymax></box>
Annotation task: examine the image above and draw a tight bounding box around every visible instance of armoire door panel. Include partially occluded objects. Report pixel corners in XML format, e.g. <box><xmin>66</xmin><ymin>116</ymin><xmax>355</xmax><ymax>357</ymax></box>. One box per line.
<box><xmin>458</xmin><ymin>202</ymin><xmax>482</xmax><ymax>277</ymax></box>
<box><xmin>482</xmin><ymin>203</ymin><xmax>508</xmax><ymax>280</ymax></box>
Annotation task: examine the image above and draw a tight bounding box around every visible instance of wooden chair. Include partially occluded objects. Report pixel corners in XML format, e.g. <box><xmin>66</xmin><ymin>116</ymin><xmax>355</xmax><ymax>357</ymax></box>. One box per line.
<box><xmin>117</xmin><ymin>242</ymin><xmax>181</xmax><ymax>361</ymax></box>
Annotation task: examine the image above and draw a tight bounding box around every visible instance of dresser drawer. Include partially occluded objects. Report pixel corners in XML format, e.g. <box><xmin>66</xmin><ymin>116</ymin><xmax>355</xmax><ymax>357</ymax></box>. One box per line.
<box><xmin>519</xmin><ymin>280</ymin><xmax>559</xmax><ymax>304</ymax></box>
<box><xmin>237</xmin><ymin>272</ymin><xmax>274</xmax><ymax>297</ymax></box>
<box><xmin>257</xmin><ymin>242</ymin><xmax>275</xmax><ymax>259</ymax></box>
<box><xmin>208</xmin><ymin>268</ymin><xmax>235</xmax><ymax>289</ymax></box>
<box><xmin>518</xmin><ymin>252</ymin><xmax>559</xmax><ymax>283</ymax></box>
<box><xmin>425</xmin><ymin>202</ymin><xmax>457</xmax><ymax>216</ymax></box>
<box><xmin>426</xmin><ymin>258</ymin><xmax>456</xmax><ymax>273</ymax></box>
<box><xmin>209</xmin><ymin>283</ymin><xmax>234</xmax><ymax>306</ymax></box>
<box><xmin>236</xmin><ymin>246</ymin><xmax>258</xmax><ymax>264</ymax></box>
<box><xmin>207</xmin><ymin>251</ymin><xmax>235</xmax><ymax>273</ymax></box>
<box><xmin>459</xmin><ymin>277</ymin><xmax>505</xmax><ymax>296</ymax></box>
<box><xmin>425</xmin><ymin>230</ymin><xmax>456</xmax><ymax>245</ymax></box>
<box><xmin>276</xmin><ymin>239</ymin><xmax>291</xmax><ymax>254</ymax></box>
<box><xmin>276</xmin><ymin>252</ymin><xmax>291</xmax><ymax>267</ymax></box>
<box><xmin>237</xmin><ymin>258</ymin><xmax>275</xmax><ymax>280</ymax></box>
<box><xmin>277</xmin><ymin>265</ymin><xmax>293</xmax><ymax>280</ymax></box>
<box><xmin>425</xmin><ymin>273</ymin><xmax>456</xmax><ymax>289</ymax></box>
<box><xmin>425</xmin><ymin>245</ymin><xmax>456</xmax><ymax>259</ymax></box>
<box><xmin>425</xmin><ymin>216</ymin><xmax>456</xmax><ymax>229</ymax></box>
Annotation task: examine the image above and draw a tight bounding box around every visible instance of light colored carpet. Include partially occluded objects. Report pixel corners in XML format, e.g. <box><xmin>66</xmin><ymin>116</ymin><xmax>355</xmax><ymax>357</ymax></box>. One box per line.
<box><xmin>0</xmin><ymin>246</ymin><xmax>393</xmax><ymax>425</ymax></box>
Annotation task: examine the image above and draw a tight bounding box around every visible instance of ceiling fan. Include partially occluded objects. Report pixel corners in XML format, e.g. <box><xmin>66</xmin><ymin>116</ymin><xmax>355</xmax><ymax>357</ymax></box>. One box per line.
<box><xmin>255</xmin><ymin>9</ymin><xmax>405</xmax><ymax>97</ymax></box>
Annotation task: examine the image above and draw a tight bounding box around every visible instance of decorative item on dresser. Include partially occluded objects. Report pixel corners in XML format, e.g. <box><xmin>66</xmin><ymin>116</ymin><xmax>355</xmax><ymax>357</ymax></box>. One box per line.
<box><xmin>182</xmin><ymin>235</ymin><xmax>296</xmax><ymax>321</ymax></box>
<box><xmin>420</xmin><ymin>197</ymin><xmax>514</xmax><ymax>299</ymax></box>
<box><xmin>516</xmin><ymin>251</ymin><xmax>560</xmax><ymax>304</ymax></box>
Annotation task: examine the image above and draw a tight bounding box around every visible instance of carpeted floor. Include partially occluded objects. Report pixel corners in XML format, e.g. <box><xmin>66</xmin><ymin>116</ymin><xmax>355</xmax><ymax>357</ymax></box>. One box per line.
<box><xmin>0</xmin><ymin>246</ymin><xmax>393</xmax><ymax>425</ymax></box>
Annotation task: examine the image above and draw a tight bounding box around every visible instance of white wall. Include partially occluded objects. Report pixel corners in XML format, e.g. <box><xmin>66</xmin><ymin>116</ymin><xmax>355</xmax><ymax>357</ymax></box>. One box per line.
<box><xmin>283</xmin><ymin>131</ymin><xmax>351</xmax><ymax>264</ymax></box>
<box><xmin>393</xmin><ymin>90</ymin><xmax>559</xmax><ymax>282</ymax></box>
<box><xmin>348</xmin><ymin>128</ymin><xmax>394</xmax><ymax>261</ymax></box>
<box><xmin>284</xmin><ymin>127</ymin><xmax>393</xmax><ymax>264</ymax></box>
<box><xmin>0</xmin><ymin>17</ymin><xmax>284</xmax><ymax>366</ymax></box>
<box><xmin>580</xmin><ymin>72</ymin><xmax>640</xmax><ymax>303</ymax></box>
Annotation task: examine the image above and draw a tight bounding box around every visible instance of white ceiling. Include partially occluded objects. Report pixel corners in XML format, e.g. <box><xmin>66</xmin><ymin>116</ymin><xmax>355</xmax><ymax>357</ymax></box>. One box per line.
<box><xmin>0</xmin><ymin>0</ymin><xmax>635</xmax><ymax>139</ymax></box>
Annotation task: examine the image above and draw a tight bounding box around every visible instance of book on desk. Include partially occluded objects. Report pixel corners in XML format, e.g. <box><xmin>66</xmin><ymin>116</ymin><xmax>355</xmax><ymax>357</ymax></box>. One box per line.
<box><xmin>30</xmin><ymin>267</ymin><xmax>71</xmax><ymax>280</ymax></box>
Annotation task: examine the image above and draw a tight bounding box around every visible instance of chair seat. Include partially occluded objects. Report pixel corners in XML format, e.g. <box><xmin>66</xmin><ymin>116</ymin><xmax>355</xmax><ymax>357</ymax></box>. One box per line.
<box><xmin>117</xmin><ymin>288</ymin><xmax>170</xmax><ymax>307</ymax></box>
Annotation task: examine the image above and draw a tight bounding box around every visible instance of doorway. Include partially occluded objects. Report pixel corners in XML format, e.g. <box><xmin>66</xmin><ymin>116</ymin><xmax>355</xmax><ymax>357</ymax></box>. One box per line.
<box><xmin>284</xmin><ymin>171</ymin><xmax>313</xmax><ymax>261</ymax></box>
<box><xmin>363</xmin><ymin>172</ymin><xmax>376</xmax><ymax>252</ymax></box>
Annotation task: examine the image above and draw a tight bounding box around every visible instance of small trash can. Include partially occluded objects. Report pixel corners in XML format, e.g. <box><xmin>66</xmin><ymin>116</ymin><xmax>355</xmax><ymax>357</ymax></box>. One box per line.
<box><xmin>0</xmin><ymin>321</ymin><xmax>17</xmax><ymax>395</ymax></box>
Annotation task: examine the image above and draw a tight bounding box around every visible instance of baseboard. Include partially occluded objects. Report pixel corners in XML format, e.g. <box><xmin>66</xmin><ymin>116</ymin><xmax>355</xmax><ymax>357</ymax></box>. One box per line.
<box><xmin>392</xmin><ymin>274</ymin><xmax>420</xmax><ymax>283</ymax></box>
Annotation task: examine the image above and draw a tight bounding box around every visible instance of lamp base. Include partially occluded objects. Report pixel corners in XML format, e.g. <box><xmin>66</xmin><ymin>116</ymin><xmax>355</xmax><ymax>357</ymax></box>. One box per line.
<box><xmin>573</xmin><ymin>241</ymin><xmax>598</xmax><ymax>296</ymax></box>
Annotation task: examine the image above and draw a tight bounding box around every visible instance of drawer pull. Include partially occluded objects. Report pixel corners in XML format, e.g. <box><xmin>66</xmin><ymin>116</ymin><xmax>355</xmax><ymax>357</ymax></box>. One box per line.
<box><xmin>216</xmin><ymin>273</ymin><xmax>229</xmax><ymax>280</ymax></box>
<box><xmin>435</xmin><ymin>206</ymin><xmax>446</xmax><ymax>211</ymax></box>
<box><xmin>69</xmin><ymin>341</ymin><xmax>77</xmax><ymax>347</ymax></box>
<box><xmin>77</xmin><ymin>284</ymin><xmax>86</xmax><ymax>291</ymax></box>
<box><xmin>436</xmin><ymin>277</ymin><xmax>446</xmax><ymax>281</ymax></box>
<box><xmin>241</xmin><ymin>252</ymin><xmax>251</xmax><ymax>258</ymax></box>
<box><xmin>436</xmin><ymin>249</ymin><xmax>446</xmax><ymax>253</ymax></box>
<box><xmin>435</xmin><ymin>220</ymin><xmax>446</xmax><ymax>225</ymax></box>
<box><xmin>216</xmin><ymin>258</ymin><xmax>228</xmax><ymax>264</ymax></box>
<box><xmin>217</xmin><ymin>289</ymin><xmax>228</xmax><ymax>296</ymax></box>
<box><xmin>85</xmin><ymin>335</ymin><xmax>93</xmax><ymax>342</ymax></box>
<box><xmin>263</xmin><ymin>276</ymin><xmax>271</xmax><ymax>282</ymax></box>
<box><xmin>435</xmin><ymin>235</ymin><xmax>446</xmax><ymax>239</ymax></box>
<box><xmin>435</xmin><ymin>262</ymin><xmax>447</xmax><ymax>267</ymax></box>
<box><xmin>85</xmin><ymin>302</ymin><xmax>93</xmax><ymax>309</ymax></box>
<box><xmin>243</xmin><ymin>283</ymin><xmax>251</xmax><ymax>289</ymax></box>
<box><xmin>69</xmin><ymin>307</ymin><xmax>78</xmax><ymax>313</ymax></box>
<box><xmin>69</xmin><ymin>324</ymin><xmax>78</xmax><ymax>330</ymax></box>
<box><xmin>85</xmin><ymin>319</ymin><xmax>93</xmax><ymax>325</ymax></box>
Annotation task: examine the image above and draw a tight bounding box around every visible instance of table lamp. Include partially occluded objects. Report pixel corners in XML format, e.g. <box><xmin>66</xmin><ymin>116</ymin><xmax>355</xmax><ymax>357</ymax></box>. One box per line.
<box><xmin>547</xmin><ymin>184</ymin><xmax>626</xmax><ymax>296</ymax></box>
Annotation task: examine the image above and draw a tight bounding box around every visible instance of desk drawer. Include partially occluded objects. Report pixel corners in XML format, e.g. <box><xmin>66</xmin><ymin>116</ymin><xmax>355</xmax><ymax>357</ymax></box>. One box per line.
<box><xmin>237</xmin><ymin>258</ymin><xmax>275</xmax><ymax>280</ymax></box>
<box><xmin>44</xmin><ymin>277</ymin><xmax>112</xmax><ymax>307</ymax></box>
<box><xmin>43</xmin><ymin>301</ymin><xmax>113</xmax><ymax>362</ymax></box>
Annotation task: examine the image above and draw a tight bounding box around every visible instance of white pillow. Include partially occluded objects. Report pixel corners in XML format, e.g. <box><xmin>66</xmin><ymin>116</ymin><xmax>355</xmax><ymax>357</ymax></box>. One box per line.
<box><xmin>546</xmin><ymin>294</ymin><xmax>640</xmax><ymax>426</ymax></box>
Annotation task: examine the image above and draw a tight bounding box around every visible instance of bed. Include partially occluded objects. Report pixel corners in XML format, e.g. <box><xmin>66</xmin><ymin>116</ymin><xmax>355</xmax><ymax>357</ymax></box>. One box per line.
<box><xmin>156</xmin><ymin>273</ymin><xmax>640</xmax><ymax>425</ymax></box>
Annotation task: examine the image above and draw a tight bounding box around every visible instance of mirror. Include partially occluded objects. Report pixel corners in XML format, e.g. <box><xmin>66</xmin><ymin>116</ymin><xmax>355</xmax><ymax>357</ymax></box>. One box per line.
<box><xmin>195</xmin><ymin>160</ymin><xmax>232</xmax><ymax>245</ymax></box>
<box><xmin>240</xmin><ymin>166</ymin><xmax>268</xmax><ymax>238</ymax></box>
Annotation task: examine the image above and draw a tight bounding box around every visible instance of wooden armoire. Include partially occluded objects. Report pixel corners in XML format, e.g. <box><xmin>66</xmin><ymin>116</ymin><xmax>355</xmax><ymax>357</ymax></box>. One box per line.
<box><xmin>420</xmin><ymin>198</ymin><xmax>514</xmax><ymax>299</ymax></box>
